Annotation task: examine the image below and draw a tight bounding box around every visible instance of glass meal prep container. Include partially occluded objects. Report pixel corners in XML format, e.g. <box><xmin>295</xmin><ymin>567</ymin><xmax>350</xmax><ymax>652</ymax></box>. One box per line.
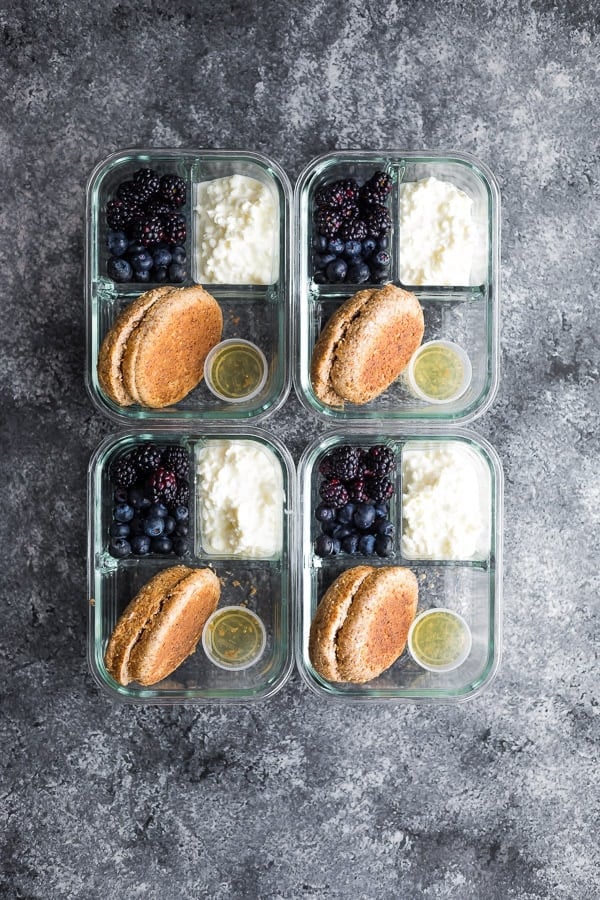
<box><xmin>294</xmin><ymin>150</ymin><xmax>500</xmax><ymax>424</ymax></box>
<box><xmin>297</xmin><ymin>428</ymin><xmax>503</xmax><ymax>702</ymax></box>
<box><xmin>87</xmin><ymin>427</ymin><xmax>295</xmax><ymax>704</ymax></box>
<box><xmin>85</xmin><ymin>149</ymin><xmax>292</xmax><ymax>425</ymax></box>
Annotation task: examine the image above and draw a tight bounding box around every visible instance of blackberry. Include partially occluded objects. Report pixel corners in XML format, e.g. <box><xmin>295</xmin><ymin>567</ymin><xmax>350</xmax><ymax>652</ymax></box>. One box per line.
<box><xmin>130</xmin><ymin>443</ymin><xmax>163</xmax><ymax>476</ymax></box>
<box><xmin>145</xmin><ymin>197</ymin><xmax>174</xmax><ymax>218</ymax></box>
<box><xmin>132</xmin><ymin>168</ymin><xmax>161</xmax><ymax>199</ymax></box>
<box><xmin>110</xmin><ymin>454</ymin><xmax>137</xmax><ymax>488</ymax></box>
<box><xmin>159</xmin><ymin>174</ymin><xmax>186</xmax><ymax>208</ymax></box>
<box><xmin>315</xmin><ymin>179</ymin><xmax>359</xmax><ymax>208</ymax></box>
<box><xmin>161</xmin><ymin>446</ymin><xmax>190</xmax><ymax>479</ymax></box>
<box><xmin>364</xmin><ymin>476</ymin><xmax>394</xmax><ymax>503</ymax></box>
<box><xmin>338</xmin><ymin>218</ymin><xmax>368</xmax><ymax>241</ymax></box>
<box><xmin>162</xmin><ymin>212</ymin><xmax>186</xmax><ymax>245</ymax></box>
<box><xmin>116</xmin><ymin>181</ymin><xmax>146</xmax><ymax>206</ymax></box>
<box><xmin>147</xmin><ymin>467</ymin><xmax>178</xmax><ymax>504</ymax></box>
<box><xmin>327</xmin><ymin>445</ymin><xmax>362</xmax><ymax>481</ymax></box>
<box><xmin>315</xmin><ymin>207</ymin><xmax>342</xmax><ymax>238</ymax></box>
<box><xmin>348</xmin><ymin>478</ymin><xmax>369</xmax><ymax>503</ymax></box>
<box><xmin>366</xmin><ymin>445</ymin><xmax>396</xmax><ymax>477</ymax></box>
<box><xmin>319</xmin><ymin>480</ymin><xmax>349</xmax><ymax>509</ymax></box>
<box><xmin>338</xmin><ymin>201</ymin><xmax>360</xmax><ymax>220</ymax></box>
<box><xmin>318</xmin><ymin>457</ymin><xmax>334</xmax><ymax>477</ymax></box>
<box><xmin>363</xmin><ymin>205</ymin><xmax>391</xmax><ymax>237</ymax></box>
<box><xmin>370</xmin><ymin>171</ymin><xmax>393</xmax><ymax>196</ymax></box>
<box><xmin>106</xmin><ymin>199</ymin><xmax>141</xmax><ymax>231</ymax></box>
<box><xmin>130</xmin><ymin>215</ymin><xmax>165</xmax><ymax>248</ymax></box>
<box><xmin>173</xmin><ymin>478</ymin><xmax>190</xmax><ymax>506</ymax></box>
<box><xmin>359</xmin><ymin>172</ymin><xmax>393</xmax><ymax>206</ymax></box>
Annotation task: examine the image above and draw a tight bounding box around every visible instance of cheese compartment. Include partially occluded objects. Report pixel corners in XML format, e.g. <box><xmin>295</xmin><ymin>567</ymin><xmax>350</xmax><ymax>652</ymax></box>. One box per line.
<box><xmin>294</xmin><ymin>150</ymin><xmax>499</xmax><ymax>425</ymax></box>
<box><xmin>297</xmin><ymin>428</ymin><xmax>502</xmax><ymax>702</ymax></box>
<box><xmin>88</xmin><ymin>428</ymin><xmax>295</xmax><ymax>704</ymax></box>
<box><xmin>86</xmin><ymin>149</ymin><xmax>291</xmax><ymax>425</ymax></box>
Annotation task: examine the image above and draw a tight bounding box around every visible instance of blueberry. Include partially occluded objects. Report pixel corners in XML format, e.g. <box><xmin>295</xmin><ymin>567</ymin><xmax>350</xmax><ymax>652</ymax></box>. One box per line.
<box><xmin>362</xmin><ymin>238</ymin><xmax>377</xmax><ymax>258</ymax></box>
<box><xmin>129</xmin><ymin>516</ymin><xmax>145</xmax><ymax>536</ymax></box>
<box><xmin>109</xmin><ymin>537</ymin><xmax>131</xmax><ymax>559</ymax></box>
<box><xmin>321</xmin><ymin>522</ymin><xmax>336</xmax><ymax>536</ymax></box>
<box><xmin>336</xmin><ymin>503</ymin><xmax>355</xmax><ymax>525</ymax></box>
<box><xmin>149</xmin><ymin>502</ymin><xmax>169</xmax><ymax>518</ymax></box>
<box><xmin>375</xmin><ymin>518</ymin><xmax>394</xmax><ymax>536</ymax></box>
<box><xmin>109</xmin><ymin>522</ymin><xmax>130</xmax><ymax>538</ymax></box>
<box><xmin>313</xmin><ymin>270</ymin><xmax>327</xmax><ymax>285</ymax></box>
<box><xmin>134</xmin><ymin>270</ymin><xmax>151</xmax><ymax>283</ymax></box>
<box><xmin>374</xmin><ymin>503</ymin><xmax>389</xmax><ymax>519</ymax></box>
<box><xmin>327</xmin><ymin>238</ymin><xmax>345</xmax><ymax>255</ymax></box>
<box><xmin>128</xmin><ymin>487</ymin><xmax>150</xmax><ymax>510</ymax></box>
<box><xmin>107</xmin><ymin>257</ymin><xmax>132</xmax><ymax>283</ymax></box>
<box><xmin>131</xmin><ymin>534</ymin><xmax>151</xmax><ymax>555</ymax></box>
<box><xmin>372</xmin><ymin>269</ymin><xmax>390</xmax><ymax>283</ymax></box>
<box><xmin>114</xmin><ymin>487</ymin><xmax>128</xmax><ymax>504</ymax></box>
<box><xmin>174</xmin><ymin>505</ymin><xmax>189</xmax><ymax>523</ymax></box>
<box><xmin>332</xmin><ymin>525</ymin><xmax>352</xmax><ymax>540</ymax></box>
<box><xmin>171</xmin><ymin>245</ymin><xmax>186</xmax><ymax>264</ymax></box>
<box><xmin>152</xmin><ymin>536</ymin><xmax>173</xmax><ymax>554</ymax></box>
<box><xmin>375</xmin><ymin>534</ymin><xmax>394</xmax><ymax>557</ymax></box>
<box><xmin>127</xmin><ymin>242</ymin><xmax>145</xmax><ymax>255</ymax></box>
<box><xmin>312</xmin><ymin>234</ymin><xmax>328</xmax><ymax>252</ymax></box>
<box><xmin>163</xmin><ymin>515</ymin><xmax>176</xmax><ymax>535</ymax></box>
<box><xmin>315</xmin><ymin>253</ymin><xmax>337</xmax><ymax>269</ymax></box>
<box><xmin>153</xmin><ymin>266</ymin><xmax>168</xmax><ymax>283</ymax></box>
<box><xmin>341</xmin><ymin>534</ymin><xmax>359</xmax><ymax>554</ymax></box>
<box><xmin>377</xmin><ymin>236</ymin><xmax>389</xmax><ymax>250</ymax></box>
<box><xmin>373</xmin><ymin>250</ymin><xmax>391</xmax><ymax>268</ymax></box>
<box><xmin>129</xmin><ymin>250</ymin><xmax>153</xmax><ymax>272</ymax></box>
<box><xmin>144</xmin><ymin>515</ymin><xmax>164</xmax><ymax>537</ymax></box>
<box><xmin>114</xmin><ymin>503</ymin><xmax>134</xmax><ymax>523</ymax></box>
<box><xmin>153</xmin><ymin>247</ymin><xmax>172</xmax><ymax>268</ymax></box>
<box><xmin>343</xmin><ymin>240</ymin><xmax>362</xmax><ymax>259</ymax></box>
<box><xmin>353</xmin><ymin>503</ymin><xmax>376</xmax><ymax>530</ymax></box>
<box><xmin>169</xmin><ymin>263</ymin><xmax>186</xmax><ymax>283</ymax></box>
<box><xmin>175</xmin><ymin>522</ymin><xmax>189</xmax><ymax>537</ymax></box>
<box><xmin>347</xmin><ymin>262</ymin><xmax>371</xmax><ymax>283</ymax></box>
<box><xmin>315</xmin><ymin>534</ymin><xmax>339</xmax><ymax>557</ymax></box>
<box><xmin>358</xmin><ymin>534</ymin><xmax>376</xmax><ymax>556</ymax></box>
<box><xmin>173</xmin><ymin>537</ymin><xmax>188</xmax><ymax>557</ymax></box>
<box><xmin>315</xmin><ymin>504</ymin><xmax>336</xmax><ymax>523</ymax></box>
<box><xmin>325</xmin><ymin>259</ymin><xmax>348</xmax><ymax>283</ymax></box>
<box><xmin>106</xmin><ymin>231</ymin><xmax>128</xmax><ymax>257</ymax></box>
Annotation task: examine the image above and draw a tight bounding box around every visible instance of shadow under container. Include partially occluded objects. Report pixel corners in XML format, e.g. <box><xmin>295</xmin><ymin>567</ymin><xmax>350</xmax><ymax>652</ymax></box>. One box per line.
<box><xmin>294</xmin><ymin>150</ymin><xmax>500</xmax><ymax>425</ymax></box>
<box><xmin>296</xmin><ymin>428</ymin><xmax>503</xmax><ymax>703</ymax></box>
<box><xmin>85</xmin><ymin>149</ymin><xmax>292</xmax><ymax>425</ymax></box>
<box><xmin>88</xmin><ymin>427</ymin><xmax>295</xmax><ymax>704</ymax></box>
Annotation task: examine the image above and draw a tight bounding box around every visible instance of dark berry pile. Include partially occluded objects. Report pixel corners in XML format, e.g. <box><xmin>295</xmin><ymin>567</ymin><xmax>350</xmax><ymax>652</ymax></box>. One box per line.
<box><xmin>108</xmin><ymin>443</ymin><xmax>190</xmax><ymax>559</ymax></box>
<box><xmin>312</xmin><ymin>171</ymin><xmax>393</xmax><ymax>286</ymax></box>
<box><xmin>105</xmin><ymin>168</ymin><xmax>187</xmax><ymax>285</ymax></box>
<box><xmin>314</xmin><ymin>445</ymin><xmax>397</xmax><ymax>558</ymax></box>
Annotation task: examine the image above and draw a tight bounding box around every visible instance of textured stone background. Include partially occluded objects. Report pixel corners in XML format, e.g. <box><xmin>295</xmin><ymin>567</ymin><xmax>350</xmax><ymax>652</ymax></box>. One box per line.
<box><xmin>1</xmin><ymin>1</ymin><xmax>599</xmax><ymax>898</ymax></box>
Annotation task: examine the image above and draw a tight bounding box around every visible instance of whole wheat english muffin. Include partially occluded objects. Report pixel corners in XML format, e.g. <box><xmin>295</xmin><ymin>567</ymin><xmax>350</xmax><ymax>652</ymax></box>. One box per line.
<box><xmin>97</xmin><ymin>285</ymin><xmax>223</xmax><ymax>409</ymax></box>
<box><xmin>104</xmin><ymin>565</ymin><xmax>220</xmax><ymax>686</ymax></box>
<box><xmin>309</xmin><ymin>566</ymin><xmax>418</xmax><ymax>683</ymax></box>
<box><xmin>310</xmin><ymin>284</ymin><xmax>424</xmax><ymax>407</ymax></box>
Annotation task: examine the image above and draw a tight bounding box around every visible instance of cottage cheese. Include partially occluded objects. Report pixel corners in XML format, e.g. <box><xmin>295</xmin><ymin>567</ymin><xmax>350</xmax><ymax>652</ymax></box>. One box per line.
<box><xmin>399</xmin><ymin>177</ymin><xmax>475</xmax><ymax>285</ymax></box>
<box><xmin>401</xmin><ymin>443</ymin><xmax>485</xmax><ymax>559</ymax></box>
<box><xmin>194</xmin><ymin>175</ymin><xmax>278</xmax><ymax>284</ymax></box>
<box><xmin>197</xmin><ymin>440</ymin><xmax>283</xmax><ymax>557</ymax></box>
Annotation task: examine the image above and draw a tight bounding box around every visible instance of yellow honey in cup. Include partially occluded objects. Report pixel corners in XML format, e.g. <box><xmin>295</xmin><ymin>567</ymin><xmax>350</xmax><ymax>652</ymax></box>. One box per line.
<box><xmin>408</xmin><ymin>608</ymin><xmax>472</xmax><ymax>672</ymax></box>
<box><xmin>202</xmin><ymin>606</ymin><xmax>266</xmax><ymax>670</ymax></box>
<box><xmin>408</xmin><ymin>340</ymin><xmax>472</xmax><ymax>404</ymax></box>
<box><xmin>205</xmin><ymin>339</ymin><xmax>267</xmax><ymax>402</ymax></box>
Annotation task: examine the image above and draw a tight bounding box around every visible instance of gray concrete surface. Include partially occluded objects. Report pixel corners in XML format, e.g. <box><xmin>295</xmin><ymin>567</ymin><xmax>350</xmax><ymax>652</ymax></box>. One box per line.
<box><xmin>1</xmin><ymin>1</ymin><xmax>599</xmax><ymax>897</ymax></box>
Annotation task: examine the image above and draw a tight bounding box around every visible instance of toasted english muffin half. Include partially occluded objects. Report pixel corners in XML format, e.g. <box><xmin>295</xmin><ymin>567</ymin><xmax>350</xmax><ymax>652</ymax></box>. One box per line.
<box><xmin>97</xmin><ymin>286</ymin><xmax>175</xmax><ymax>406</ymax></box>
<box><xmin>310</xmin><ymin>284</ymin><xmax>424</xmax><ymax>407</ymax></box>
<box><xmin>308</xmin><ymin>565</ymin><xmax>418</xmax><ymax>684</ymax></box>
<box><xmin>104</xmin><ymin>565</ymin><xmax>220</xmax><ymax>686</ymax></box>
<box><xmin>121</xmin><ymin>285</ymin><xmax>223</xmax><ymax>408</ymax></box>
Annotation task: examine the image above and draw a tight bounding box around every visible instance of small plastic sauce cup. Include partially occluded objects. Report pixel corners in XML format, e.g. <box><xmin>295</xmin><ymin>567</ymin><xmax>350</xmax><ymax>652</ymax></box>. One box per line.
<box><xmin>406</xmin><ymin>340</ymin><xmax>472</xmax><ymax>404</ymax></box>
<box><xmin>407</xmin><ymin>608</ymin><xmax>472</xmax><ymax>673</ymax></box>
<box><xmin>204</xmin><ymin>339</ymin><xmax>268</xmax><ymax>403</ymax></box>
<box><xmin>202</xmin><ymin>606</ymin><xmax>266</xmax><ymax>671</ymax></box>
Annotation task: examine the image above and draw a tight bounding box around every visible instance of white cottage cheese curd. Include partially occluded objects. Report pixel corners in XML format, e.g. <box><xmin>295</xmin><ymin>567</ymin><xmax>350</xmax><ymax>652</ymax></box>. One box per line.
<box><xmin>197</xmin><ymin>440</ymin><xmax>283</xmax><ymax>557</ymax></box>
<box><xmin>399</xmin><ymin>177</ymin><xmax>475</xmax><ymax>285</ymax></box>
<box><xmin>194</xmin><ymin>174</ymin><xmax>278</xmax><ymax>284</ymax></box>
<box><xmin>401</xmin><ymin>443</ymin><xmax>484</xmax><ymax>559</ymax></box>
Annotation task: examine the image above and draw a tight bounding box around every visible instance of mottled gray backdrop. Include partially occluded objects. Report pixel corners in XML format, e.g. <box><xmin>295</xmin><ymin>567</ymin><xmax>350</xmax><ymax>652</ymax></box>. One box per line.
<box><xmin>1</xmin><ymin>1</ymin><xmax>599</xmax><ymax>898</ymax></box>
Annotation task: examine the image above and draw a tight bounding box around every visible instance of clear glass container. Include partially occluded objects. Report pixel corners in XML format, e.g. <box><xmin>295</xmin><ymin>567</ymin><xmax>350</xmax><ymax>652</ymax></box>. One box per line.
<box><xmin>85</xmin><ymin>149</ymin><xmax>292</xmax><ymax>424</ymax></box>
<box><xmin>296</xmin><ymin>428</ymin><xmax>503</xmax><ymax>702</ymax></box>
<box><xmin>87</xmin><ymin>427</ymin><xmax>295</xmax><ymax>704</ymax></box>
<box><xmin>294</xmin><ymin>151</ymin><xmax>500</xmax><ymax>424</ymax></box>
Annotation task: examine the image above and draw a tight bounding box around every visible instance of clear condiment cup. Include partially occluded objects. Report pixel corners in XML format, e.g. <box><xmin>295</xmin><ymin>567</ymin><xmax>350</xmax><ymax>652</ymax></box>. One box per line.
<box><xmin>202</xmin><ymin>605</ymin><xmax>267</xmax><ymax>671</ymax></box>
<box><xmin>407</xmin><ymin>607</ymin><xmax>472</xmax><ymax>673</ymax></box>
<box><xmin>406</xmin><ymin>339</ymin><xmax>472</xmax><ymax>404</ymax></box>
<box><xmin>203</xmin><ymin>338</ymin><xmax>269</xmax><ymax>403</ymax></box>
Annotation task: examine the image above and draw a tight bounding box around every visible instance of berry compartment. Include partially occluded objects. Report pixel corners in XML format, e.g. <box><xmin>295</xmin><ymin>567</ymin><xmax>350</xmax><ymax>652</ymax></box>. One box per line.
<box><xmin>86</xmin><ymin>149</ymin><xmax>291</xmax><ymax>424</ymax></box>
<box><xmin>298</xmin><ymin>429</ymin><xmax>502</xmax><ymax>702</ymax></box>
<box><xmin>88</xmin><ymin>428</ymin><xmax>295</xmax><ymax>704</ymax></box>
<box><xmin>295</xmin><ymin>150</ymin><xmax>499</xmax><ymax>425</ymax></box>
